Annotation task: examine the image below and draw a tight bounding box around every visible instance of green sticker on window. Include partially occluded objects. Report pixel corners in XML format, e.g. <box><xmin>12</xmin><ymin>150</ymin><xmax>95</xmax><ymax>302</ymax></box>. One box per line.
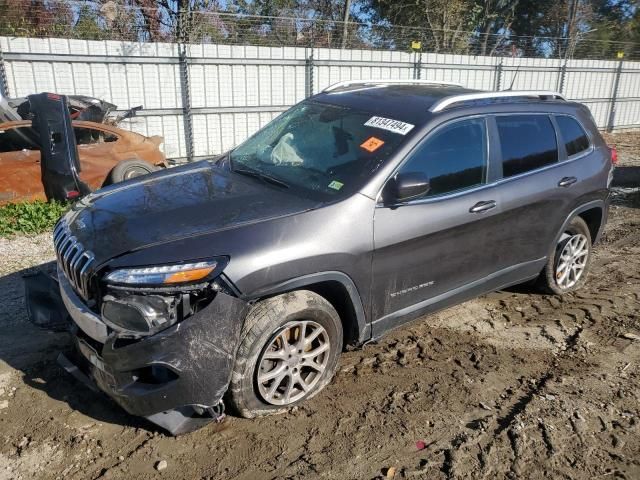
<box><xmin>328</xmin><ymin>180</ymin><xmax>344</xmax><ymax>190</ymax></box>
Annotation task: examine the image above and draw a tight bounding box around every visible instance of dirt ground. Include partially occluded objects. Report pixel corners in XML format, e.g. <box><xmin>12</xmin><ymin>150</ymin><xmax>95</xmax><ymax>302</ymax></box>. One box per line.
<box><xmin>0</xmin><ymin>133</ymin><xmax>639</xmax><ymax>480</ymax></box>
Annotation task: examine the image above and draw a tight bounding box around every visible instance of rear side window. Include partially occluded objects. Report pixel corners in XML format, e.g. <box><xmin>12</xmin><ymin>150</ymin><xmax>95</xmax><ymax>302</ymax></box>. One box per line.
<box><xmin>400</xmin><ymin>118</ymin><xmax>487</xmax><ymax>197</ymax></box>
<box><xmin>556</xmin><ymin>116</ymin><xmax>590</xmax><ymax>156</ymax></box>
<box><xmin>74</xmin><ymin>127</ymin><xmax>119</xmax><ymax>145</ymax></box>
<box><xmin>0</xmin><ymin>126</ymin><xmax>39</xmax><ymax>152</ymax></box>
<box><xmin>496</xmin><ymin>115</ymin><xmax>558</xmax><ymax>178</ymax></box>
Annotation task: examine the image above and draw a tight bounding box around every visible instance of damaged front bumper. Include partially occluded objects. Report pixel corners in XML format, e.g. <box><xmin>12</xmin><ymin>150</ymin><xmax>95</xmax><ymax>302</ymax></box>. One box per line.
<box><xmin>44</xmin><ymin>271</ymin><xmax>248</xmax><ymax>435</ymax></box>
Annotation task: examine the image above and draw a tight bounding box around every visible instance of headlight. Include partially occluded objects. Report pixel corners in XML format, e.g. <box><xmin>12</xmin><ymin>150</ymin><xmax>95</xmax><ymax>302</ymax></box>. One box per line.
<box><xmin>101</xmin><ymin>294</ymin><xmax>177</xmax><ymax>335</ymax></box>
<box><xmin>104</xmin><ymin>259</ymin><xmax>225</xmax><ymax>286</ymax></box>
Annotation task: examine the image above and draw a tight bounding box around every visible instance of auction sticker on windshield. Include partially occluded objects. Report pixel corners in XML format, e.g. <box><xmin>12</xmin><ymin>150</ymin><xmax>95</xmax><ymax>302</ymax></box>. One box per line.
<box><xmin>360</xmin><ymin>136</ymin><xmax>385</xmax><ymax>152</ymax></box>
<box><xmin>364</xmin><ymin>116</ymin><xmax>415</xmax><ymax>135</ymax></box>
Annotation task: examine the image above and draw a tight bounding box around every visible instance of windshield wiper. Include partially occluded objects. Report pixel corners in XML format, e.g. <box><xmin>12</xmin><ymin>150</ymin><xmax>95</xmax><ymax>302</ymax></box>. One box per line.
<box><xmin>232</xmin><ymin>166</ymin><xmax>290</xmax><ymax>189</ymax></box>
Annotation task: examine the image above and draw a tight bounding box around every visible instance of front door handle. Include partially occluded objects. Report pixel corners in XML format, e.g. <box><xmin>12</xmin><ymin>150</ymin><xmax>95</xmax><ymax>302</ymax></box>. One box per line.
<box><xmin>558</xmin><ymin>176</ymin><xmax>577</xmax><ymax>187</ymax></box>
<box><xmin>469</xmin><ymin>200</ymin><xmax>497</xmax><ymax>213</ymax></box>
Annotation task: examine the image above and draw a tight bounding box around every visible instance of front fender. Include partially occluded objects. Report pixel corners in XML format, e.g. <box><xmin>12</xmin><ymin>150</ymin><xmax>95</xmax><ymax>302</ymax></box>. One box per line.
<box><xmin>243</xmin><ymin>271</ymin><xmax>370</xmax><ymax>344</ymax></box>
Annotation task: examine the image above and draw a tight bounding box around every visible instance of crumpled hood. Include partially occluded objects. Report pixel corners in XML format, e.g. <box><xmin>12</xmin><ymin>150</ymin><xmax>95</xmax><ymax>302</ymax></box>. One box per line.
<box><xmin>64</xmin><ymin>161</ymin><xmax>316</xmax><ymax>265</ymax></box>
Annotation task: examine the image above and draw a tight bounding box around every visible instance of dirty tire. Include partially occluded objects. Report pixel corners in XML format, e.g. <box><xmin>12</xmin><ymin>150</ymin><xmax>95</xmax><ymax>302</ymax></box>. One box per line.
<box><xmin>227</xmin><ymin>290</ymin><xmax>343</xmax><ymax>418</ymax></box>
<box><xmin>104</xmin><ymin>159</ymin><xmax>157</xmax><ymax>185</ymax></box>
<box><xmin>537</xmin><ymin>216</ymin><xmax>592</xmax><ymax>295</ymax></box>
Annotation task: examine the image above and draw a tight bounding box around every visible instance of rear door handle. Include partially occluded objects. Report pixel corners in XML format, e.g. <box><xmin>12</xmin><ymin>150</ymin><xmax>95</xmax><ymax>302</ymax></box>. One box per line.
<box><xmin>558</xmin><ymin>176</ymin><xmax>577</xmax><ymax>187</ymax></box>
<box><xmin>469</xmin><ymin>200</ymin><xmax>497</xmax><ymax>213</ymax></box>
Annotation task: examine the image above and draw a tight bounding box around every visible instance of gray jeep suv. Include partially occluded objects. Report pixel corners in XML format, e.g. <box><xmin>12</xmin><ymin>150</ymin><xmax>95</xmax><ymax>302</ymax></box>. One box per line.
<box><xmin>51</xmin><ymin>80</ymin><xmax>613</xmax><ymax>434</ymax></box>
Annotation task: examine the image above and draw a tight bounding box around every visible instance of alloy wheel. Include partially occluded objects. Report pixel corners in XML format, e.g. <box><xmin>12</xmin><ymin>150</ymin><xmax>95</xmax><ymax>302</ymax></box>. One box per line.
<box><xmin>256</xmin><ymin>320</ymin><xmax>330</xmax><ymax>406</ymax></box>
<box><xmin>555</xmin><ymin>233</ymin><xmax>589</xmax><ymax>289</ymax></box>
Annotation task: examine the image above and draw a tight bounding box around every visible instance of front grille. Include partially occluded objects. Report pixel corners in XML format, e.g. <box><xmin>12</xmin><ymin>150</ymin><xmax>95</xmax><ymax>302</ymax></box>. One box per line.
<box><xmin>53</xmin><ymin>221</ymin><xmax>95</xmax><ymax>301</ymax></box>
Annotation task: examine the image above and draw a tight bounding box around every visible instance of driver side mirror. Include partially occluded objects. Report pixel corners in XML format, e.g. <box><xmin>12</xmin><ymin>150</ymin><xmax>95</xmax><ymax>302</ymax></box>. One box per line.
<box><xmin>384</xmin><ymin>171</ymin><xmax>430</xmax><ymax>204</ymax></box>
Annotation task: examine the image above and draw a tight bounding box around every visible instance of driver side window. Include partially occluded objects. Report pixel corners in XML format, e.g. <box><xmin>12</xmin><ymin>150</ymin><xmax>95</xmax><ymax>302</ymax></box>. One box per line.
<box><xmin>400</xmin><ymin>118</ymin><xmax>488</xmax><ymax>198</ymax></box>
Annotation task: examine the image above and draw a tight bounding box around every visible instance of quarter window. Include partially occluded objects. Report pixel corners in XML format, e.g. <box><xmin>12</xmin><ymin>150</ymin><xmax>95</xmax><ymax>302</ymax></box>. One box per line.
<box><xmin>556</xmin><ymin>116</ymin><xmax>590</xmax><ymax>157</ymax></box>
<box><xmin>74</xmin><ymin>127</ymin><xmax>119</xmax><ymax>145</ymax></box>
<box><xmin>0</xmin><ymin>126</ymin><xmax>39</xmax><ymax>152</ymax></box>
<box><xmin>496</xmin><ymin>115</ymin><xmax>558</xmax><ymax>178</ymax></box>
<box><xmin>399</xmin><ymin>118</ymin><xmax>487</xmax><ymax>198</ymax></box>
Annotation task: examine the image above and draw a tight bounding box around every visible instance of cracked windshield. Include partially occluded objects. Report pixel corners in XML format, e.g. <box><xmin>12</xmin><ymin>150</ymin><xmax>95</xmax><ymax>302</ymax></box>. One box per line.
<box><xmin>229</xmin><ymin>101</ymin><xmax>411</xmax><ymax>199</ymax></box>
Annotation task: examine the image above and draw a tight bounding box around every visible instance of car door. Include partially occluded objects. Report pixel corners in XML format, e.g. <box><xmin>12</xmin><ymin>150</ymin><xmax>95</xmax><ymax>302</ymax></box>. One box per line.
<box><xmin>371</xmin><ymin>117</ymin><xmax>506</xmax><ymax>334</ymax></box>
<box><xmin>489</xmin><ymin>113</ymin><xmax>580</xmax><ymax>271</ymax></box>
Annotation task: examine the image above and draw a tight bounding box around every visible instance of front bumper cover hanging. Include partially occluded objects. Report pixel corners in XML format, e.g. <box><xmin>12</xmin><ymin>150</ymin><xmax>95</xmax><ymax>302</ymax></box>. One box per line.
<box><xmin>24</xmin><ymin>270</ymin><xmax>249</xmax><ymax>435</ymax></box>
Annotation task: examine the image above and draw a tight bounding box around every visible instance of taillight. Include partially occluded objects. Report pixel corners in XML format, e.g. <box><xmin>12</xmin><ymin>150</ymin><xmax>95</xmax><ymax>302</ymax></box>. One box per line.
<box><xmin>609</xmin><ymin>145</ymin><xmax>618</xmax><ymax>165</ymax></box>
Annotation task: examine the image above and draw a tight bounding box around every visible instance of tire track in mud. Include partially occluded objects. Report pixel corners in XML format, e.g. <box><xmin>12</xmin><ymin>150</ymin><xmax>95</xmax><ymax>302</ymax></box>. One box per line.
<box><xmin>91</xmin><ymin>433</ymin><xmax>154</xmax><ymax>480</ymax></box>
<box><xmin>436</xmin><ymin>237</ymin><xmax>640</xmax><ymax>479</ymax></box>
<box><xmin>474</xmin><ymin>326</ymin><xmax>586</xmax><ymax>479</ymax></box>
<box><xmin>315</xmin><ymin>222</ymin><xmax>640</xmax><ymax>479</ymax></box>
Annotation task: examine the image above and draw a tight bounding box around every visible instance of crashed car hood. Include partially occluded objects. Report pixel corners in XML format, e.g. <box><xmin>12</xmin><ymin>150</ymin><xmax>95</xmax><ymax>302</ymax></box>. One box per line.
<box><xmin>65</xmin><ymin>161</ymin><xmax>317</xmax><ymax>265</ymax></box>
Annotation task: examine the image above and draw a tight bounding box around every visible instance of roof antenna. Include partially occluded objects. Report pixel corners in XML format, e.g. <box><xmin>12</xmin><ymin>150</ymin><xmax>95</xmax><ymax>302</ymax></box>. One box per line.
<box><xmin>507</xmin><ymin>64</ymin><xmax>521</xmax><ymax>91</ymax></box>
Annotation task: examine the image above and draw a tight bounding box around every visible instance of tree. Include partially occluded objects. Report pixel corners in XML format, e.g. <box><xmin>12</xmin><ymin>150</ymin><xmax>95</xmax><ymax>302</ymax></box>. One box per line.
<box><xmin>0</xmin><ymin>0</ymin><xmax>636</xmax><ymax>57</ymax></box>
<box><xmin>472</xmin><ymin>0</ymin><xmax>520</xmax><ymax>56</ymax></box>
<box><xmin>73</xmin><ymin>5</ymin><xmax>108</xmax><ymax>40</ymax></box>
<box><xmin>229</xmin><ymin>0</ymin><xmax>369</xmax><ymax>47</ymax></box>
<box><xmin>366</xmin><ymin>0</ymin><xmax>478</xmax><ymax>53</ymax></box>
<box><xmin>0</xmin><ymin>0</ymin><xmax>74</xmax><ymax>38</ymax></box>
<box><xmin>574</xmin><ymin>0</ymin><xmax>639</xmax><ymax>58</ymax></box>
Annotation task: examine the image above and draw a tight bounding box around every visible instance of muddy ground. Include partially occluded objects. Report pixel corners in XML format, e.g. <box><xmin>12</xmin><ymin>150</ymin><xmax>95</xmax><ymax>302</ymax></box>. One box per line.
<box><xmin>0</xmin><ymin>133</ymin><xmax>639</xmax><ymax>480</ymax></box>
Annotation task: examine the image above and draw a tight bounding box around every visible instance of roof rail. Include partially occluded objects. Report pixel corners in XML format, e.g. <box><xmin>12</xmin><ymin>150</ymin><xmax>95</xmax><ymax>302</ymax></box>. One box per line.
<box><xmin>429</xmin><ymin>90</ymin><xmax>566</xmax><ymax>112</ymax></box>
<box><xmin>324</xmin><ymin>79</ymin><xmax>463</xmax><ymax>92</ymax></box>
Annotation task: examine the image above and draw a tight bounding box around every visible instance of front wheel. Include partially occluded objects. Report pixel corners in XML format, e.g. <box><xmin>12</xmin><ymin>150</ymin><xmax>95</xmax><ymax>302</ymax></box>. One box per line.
<box><xmin>227</xmin><ymin>290</ymin><xmax>343</xmax><ymax>418</ymax></box>
<box><xmin>537</xmin><ymin>216</ymin><xmax>592</xmax><ymax>295</ymax></box>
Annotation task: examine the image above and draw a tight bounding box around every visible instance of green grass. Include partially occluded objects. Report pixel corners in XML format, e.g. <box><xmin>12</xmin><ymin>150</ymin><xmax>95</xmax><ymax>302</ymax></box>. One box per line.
<box><xmin>0</xmin><ymin>200</ymin><xmax>69</xmax><ymax>237</ymax></box>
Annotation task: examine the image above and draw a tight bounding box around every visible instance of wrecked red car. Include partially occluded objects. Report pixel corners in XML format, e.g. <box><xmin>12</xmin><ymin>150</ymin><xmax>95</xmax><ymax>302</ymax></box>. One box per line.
<box><xmin>0</xmin><ymin>119</ymin><xmax>166</xmax><ymax>204</ymax></box>
<box><xmin>0</xmin><ymin>119</ymin><xmax>165</xmax><ymax>204</ymax></box>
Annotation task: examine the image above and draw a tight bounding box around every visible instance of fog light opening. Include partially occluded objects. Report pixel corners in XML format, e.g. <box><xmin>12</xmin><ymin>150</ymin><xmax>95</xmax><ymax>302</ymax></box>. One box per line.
<box><xmin>132</xmin><ymin>364</ymin><xmax>179</xmax><ymax>386</ymax></box>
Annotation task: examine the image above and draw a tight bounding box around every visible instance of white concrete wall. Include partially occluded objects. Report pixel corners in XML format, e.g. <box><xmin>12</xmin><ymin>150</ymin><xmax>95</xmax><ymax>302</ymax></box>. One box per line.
<box><xmin>2</xmin><ymin>36</ymin><xmax>638</xmax><ymax>160</ymax></box>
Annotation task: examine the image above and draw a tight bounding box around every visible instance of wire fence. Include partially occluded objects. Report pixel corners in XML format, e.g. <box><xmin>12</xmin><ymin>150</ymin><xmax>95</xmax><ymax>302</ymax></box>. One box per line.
<box><xmin>0</xmin><ymin>0</ymin><xmax>638</xmax><ymax>60</ymax></box>
<box><xmin>1</xmin><ymin>1</ymin><xmax>639</xmax><ymax>161</ymax></box>
<box><xmin>4</xmin><ymin>33</ymin><xmax>638</xmax><ymax>161</ymax></box>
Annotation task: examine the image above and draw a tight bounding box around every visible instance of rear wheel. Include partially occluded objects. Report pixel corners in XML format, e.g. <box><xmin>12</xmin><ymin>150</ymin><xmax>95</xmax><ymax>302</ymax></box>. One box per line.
<box><xmin>537</xmin><ymin>216</ymin><xmax>592</xmax><ymax>295</ymax></box>
<box><xmin>227</xmin><ymin>290</ymin><xmax>343</xmax><ymax>418</ymax></box>
<box><xmin>104</xmin><ymin>159</ymin><xmax>158</xmax><ymax>185</ymax></box>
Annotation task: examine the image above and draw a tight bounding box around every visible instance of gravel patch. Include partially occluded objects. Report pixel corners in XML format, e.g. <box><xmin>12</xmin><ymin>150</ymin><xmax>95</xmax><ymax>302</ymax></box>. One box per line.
<box><xmin>0</xmin><ymin>233</ymin><xmax>55</xmax><ymax>276</ymax></box>
<box><xmin>0</xmin><ymin>232</ymin><xmax>55</xmax><ymax>327</ymax></box>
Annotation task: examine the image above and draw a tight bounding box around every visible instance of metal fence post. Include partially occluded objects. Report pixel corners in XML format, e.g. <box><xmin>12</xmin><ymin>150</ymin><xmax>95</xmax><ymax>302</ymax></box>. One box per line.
<box><xmin>557</xmin><ymin>61</ymin><xmax>567</xmax><ymax>94</ymax></box>
<box><xmin>175</xmin><ymin>1</ymin><xmax>194</xmax><ymax>162</ymax></box>
<box><xmin>413</xmin><ymin>52</ymin><xmax>422</xmax><ymax>80</ymax></box>
<box><xmin>494</xmin><ymin>61</ymin><xmax>503</xmax><ymax>91</ymax></box>
<box><xmin>178</xmin><ymin>43</ymin><xmax>195</xmax><ymax>161</ymax></box>
<box><xmin>606</xmin><ymin>59</ymin><xmax>624</xmax><ymax>133</ymax></box>
<box><xmin>305</xmin><ymin>49</ymin><xmax>314</xmax><ymax>97</ymax></box>
<box><xmin>0</xmin><ymin>46</ymin><xmax>9</xmax><ymax>97</ymax></box>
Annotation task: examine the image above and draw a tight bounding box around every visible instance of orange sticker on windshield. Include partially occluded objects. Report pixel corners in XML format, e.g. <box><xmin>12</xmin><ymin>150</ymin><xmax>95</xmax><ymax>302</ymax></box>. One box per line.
<box><xmin>360</xmin><ymin>136</ymin><xmax>385</xmax><ymax>152</ymax></box>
